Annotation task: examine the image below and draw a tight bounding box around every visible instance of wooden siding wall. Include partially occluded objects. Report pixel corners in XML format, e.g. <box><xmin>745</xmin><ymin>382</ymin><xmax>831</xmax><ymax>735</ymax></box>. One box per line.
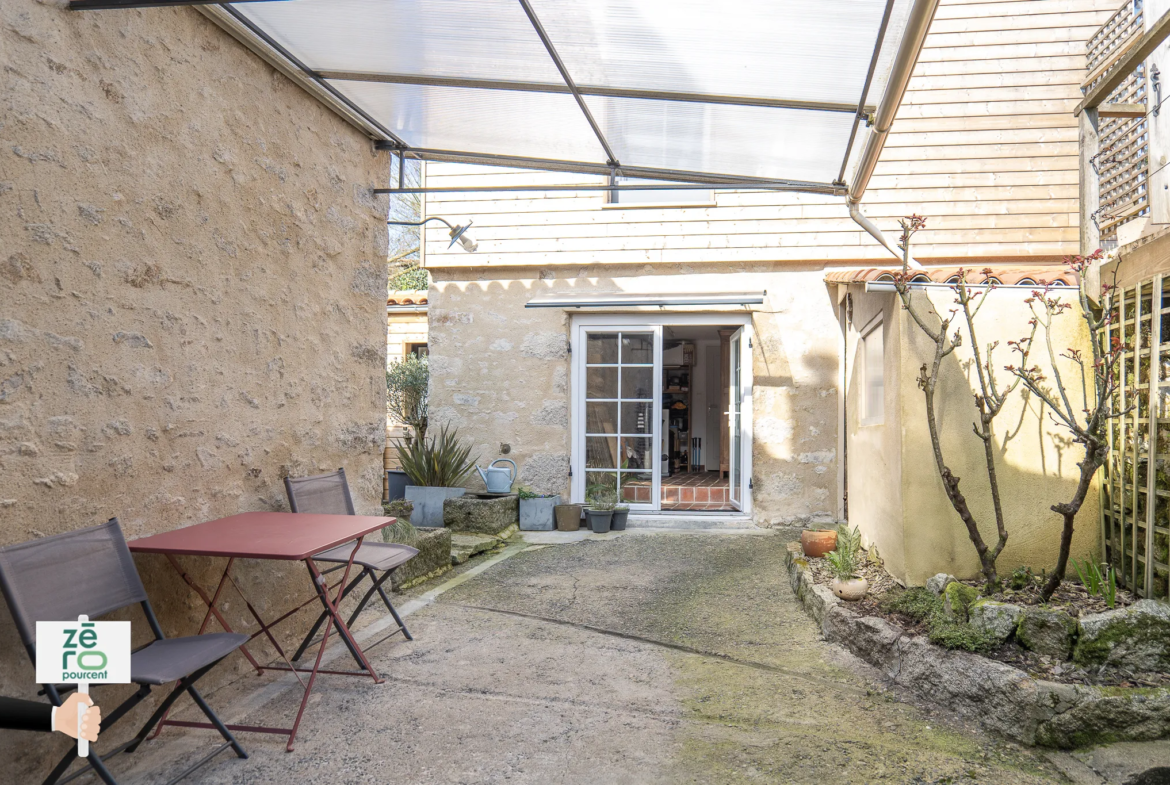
<box><xmin>424</xmin><ymin>0</ymin><xmax>1121</xmax><ymax>269</ymax></box>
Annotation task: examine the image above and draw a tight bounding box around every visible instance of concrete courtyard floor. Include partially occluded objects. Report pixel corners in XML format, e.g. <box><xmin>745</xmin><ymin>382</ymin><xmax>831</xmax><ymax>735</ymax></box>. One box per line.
<box><xmin>100</xmin><ymin>530</ymin><xmax>1143</xmax><ymax>784</ymax></box>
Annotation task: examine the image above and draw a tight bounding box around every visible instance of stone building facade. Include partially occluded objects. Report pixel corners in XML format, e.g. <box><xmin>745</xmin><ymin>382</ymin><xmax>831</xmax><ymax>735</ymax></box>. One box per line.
<box><xmin>1</xmin><ymin>2</ymin><xmax>388</xmax><ymax>777</ymax></box>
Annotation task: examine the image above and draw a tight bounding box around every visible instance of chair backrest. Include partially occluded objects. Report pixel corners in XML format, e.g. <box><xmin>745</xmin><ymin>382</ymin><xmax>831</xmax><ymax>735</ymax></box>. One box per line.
<box><xmin>284</xmin><ymin>468</ymin><xmax>356</xmax><ymax>516</ymax></box>
<box><xmin>0</xmin><ymin>518</ymin><xmax>148</xmax><ymax>658</ymax></box>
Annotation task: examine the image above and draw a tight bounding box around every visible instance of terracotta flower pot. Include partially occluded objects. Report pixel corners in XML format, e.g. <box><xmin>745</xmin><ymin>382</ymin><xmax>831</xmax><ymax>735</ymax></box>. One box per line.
<box><xmin>801</xmin><ymin>529</ymin><xmax>838</xmax><ymax>558</ymax></box>
<box><xmin>830</xmin><ymin>576</ymin><xmax>869</xmax><ymax>601</ymax></box>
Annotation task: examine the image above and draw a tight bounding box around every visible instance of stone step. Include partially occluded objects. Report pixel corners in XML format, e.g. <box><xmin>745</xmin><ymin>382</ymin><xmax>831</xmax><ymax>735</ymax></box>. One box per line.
<box><xmin>450</xmin><ymin>531</ymin><xmax>511</xmax><ymax>564</ymax></box>
<box><xmin>626</xmin><ymin>515</ymin><xmax>759</xmax><ymax>531</ymax></box>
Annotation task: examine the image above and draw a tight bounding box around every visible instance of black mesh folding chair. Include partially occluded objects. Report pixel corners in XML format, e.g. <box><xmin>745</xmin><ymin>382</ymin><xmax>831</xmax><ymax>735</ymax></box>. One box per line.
<box><xmin>284</xmin><ymin>468</ymin><xmax>417</xmax><ymax>662</ymax></box>
<box><xmin>0</xmin><ymin>519</ymin><xmax>248</xmax><ymax>785</ymax></box>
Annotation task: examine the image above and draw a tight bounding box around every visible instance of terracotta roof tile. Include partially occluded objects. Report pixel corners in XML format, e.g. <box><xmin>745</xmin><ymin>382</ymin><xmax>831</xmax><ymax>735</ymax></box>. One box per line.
<box><xmin>824</xmin><ymin>265</ymin><xmax>1075</xmax><ymax>286</ymax></box>
<box><xmin>387</xmin><ymin>290</ymin><xmax>428</xmax><ymax>306</ymax></box>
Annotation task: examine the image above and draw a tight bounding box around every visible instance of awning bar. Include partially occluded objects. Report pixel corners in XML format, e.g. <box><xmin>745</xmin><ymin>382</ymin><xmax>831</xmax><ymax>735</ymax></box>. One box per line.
<box><xmin>525</xmin><ymin>292</ymin><xmax>766</xmax><ymax>309</ymax></box>
<box><xmin>321</xmin><ymin>71</ymin><xmax>872</xmax><ymax>116</ymax></box>
<box><xmin>837</xmin><ymin>0</ymin><xmax>898</xmax><ymax>183</ymax></box>
<box><xmin>376</xmin><ymin>145</ymin><xmax>847</xmax><ymax>195</ymax></box>
<box><xmin>375</xmin><ymin>182</ymin><xmax>835</xmax><ymax>195</ymax></box>
<box><xmin>69</xmin><ymin>0</ymin><xmax>272</xmax><ymax>8</ymax></box>
<box><xmin>864</xmin><ymin>281</ymin><xmax>1069</xmax><ymax>293</ymax></box>
<box><xmin>517</xmin><ymin>0</ymin><xmax>619</xmax><ymax>167</ymax></box>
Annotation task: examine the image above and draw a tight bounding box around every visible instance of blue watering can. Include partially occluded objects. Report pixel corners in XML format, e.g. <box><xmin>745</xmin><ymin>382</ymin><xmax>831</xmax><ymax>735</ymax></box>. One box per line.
<box><xmin>476</xmin><ymin>458</ymin><xmax>517</xmax><ymax>493</ymax></box>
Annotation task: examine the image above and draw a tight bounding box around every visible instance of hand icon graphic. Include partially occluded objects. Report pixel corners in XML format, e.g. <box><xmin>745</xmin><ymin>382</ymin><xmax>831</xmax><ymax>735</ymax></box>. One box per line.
<box><xmin>53</xmin><ymin>692</ymin><xmax>101</xmax><ymax>743</ymax></box>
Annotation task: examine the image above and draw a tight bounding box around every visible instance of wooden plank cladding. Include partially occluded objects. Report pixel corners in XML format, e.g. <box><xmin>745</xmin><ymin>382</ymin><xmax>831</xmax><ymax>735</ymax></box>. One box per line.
<box><xmin>422</xmin><ymin>0</ymin><xmax>1121</xmax><ymax>269</ymax></box>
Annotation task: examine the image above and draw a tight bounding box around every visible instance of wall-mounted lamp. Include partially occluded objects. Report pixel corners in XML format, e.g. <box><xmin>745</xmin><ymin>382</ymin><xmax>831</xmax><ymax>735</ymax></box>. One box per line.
<box><xmin>387</xmin><ymin>216</ymin><xmax>478</xmax><ymax>252</ymax></box>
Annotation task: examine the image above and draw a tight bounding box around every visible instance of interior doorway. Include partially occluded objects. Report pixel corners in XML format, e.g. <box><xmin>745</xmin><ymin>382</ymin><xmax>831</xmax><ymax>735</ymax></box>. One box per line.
<box><xmin>571</xmin><ymin>314</ymin><xmax>752</xmax><ymax>514</ymax></box>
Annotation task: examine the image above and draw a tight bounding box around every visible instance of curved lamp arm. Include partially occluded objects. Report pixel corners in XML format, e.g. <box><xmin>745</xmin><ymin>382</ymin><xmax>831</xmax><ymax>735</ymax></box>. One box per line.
<box><xmin>386</xmin><ymin>216</ymin><xmax>477</xmax><ymax>252</ymax></box>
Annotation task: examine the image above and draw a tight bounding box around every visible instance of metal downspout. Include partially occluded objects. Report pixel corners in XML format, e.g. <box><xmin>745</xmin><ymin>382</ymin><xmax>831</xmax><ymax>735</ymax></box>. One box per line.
<box><xmin>847</xmin><ymin>0</ymin><xmax>942</xmax><ymax>270</ymax></box>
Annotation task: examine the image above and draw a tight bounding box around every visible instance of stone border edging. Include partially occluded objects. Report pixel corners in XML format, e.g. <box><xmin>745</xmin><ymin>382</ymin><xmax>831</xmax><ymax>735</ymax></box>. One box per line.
<box><xmin>784</xmin><ymin>543</ymin><xmax>1170</xmax><ymax>748</ymax></box>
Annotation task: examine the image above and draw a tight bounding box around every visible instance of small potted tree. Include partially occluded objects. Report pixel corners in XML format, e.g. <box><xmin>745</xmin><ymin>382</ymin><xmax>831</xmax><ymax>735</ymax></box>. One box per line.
<box><xmin>397</xmin><ymin>424</ymin><xmax>477</xmax><ymax>527</ymax></box>
<box><xmin>386</xmin><ymin>355</ymin><xmax>429</xmax><ymax>500</ymax></box>
<box><xmin>518</xmin><ymin>486</ymin><xmax>561</xmax><ymax>531</ymax></box>
<box><xmin>825</xmin><ymin>524</ymin><xmax>868</xmax><ymax>601</ymax></box>
<box><xmin>584</xmin><ymin>486</ymin><xmax>617</xmax><ymax>534</ymax></box>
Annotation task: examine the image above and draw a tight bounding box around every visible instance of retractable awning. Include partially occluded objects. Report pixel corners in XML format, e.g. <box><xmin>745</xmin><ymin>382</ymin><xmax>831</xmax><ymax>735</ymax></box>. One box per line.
<box><xmin>94</xmin><ymin>0</ymin><xmax>921</xmax><ymax>192</ymax></box>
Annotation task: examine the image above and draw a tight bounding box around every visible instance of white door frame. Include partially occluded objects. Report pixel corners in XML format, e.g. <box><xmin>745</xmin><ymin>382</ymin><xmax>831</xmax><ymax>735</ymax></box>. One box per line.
<box><xmin>570</xmin><ymin>313</ymin><xmax>753</xmax><ymax>515</ymax></box>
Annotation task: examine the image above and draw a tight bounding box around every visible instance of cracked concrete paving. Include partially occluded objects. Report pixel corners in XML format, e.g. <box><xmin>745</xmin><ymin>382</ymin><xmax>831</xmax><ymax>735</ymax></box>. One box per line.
<box><xmin>101</xmin><ymin>531</ymin><xmax>1082</xmax><ymax>784</ymax></box>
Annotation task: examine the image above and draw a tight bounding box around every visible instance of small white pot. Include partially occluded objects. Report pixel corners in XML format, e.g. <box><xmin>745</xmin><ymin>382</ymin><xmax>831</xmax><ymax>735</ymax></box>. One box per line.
<box><xmin>830</xmin><ymin>576</ymin><xmax>869</xmax><ymax>601</ymax></box>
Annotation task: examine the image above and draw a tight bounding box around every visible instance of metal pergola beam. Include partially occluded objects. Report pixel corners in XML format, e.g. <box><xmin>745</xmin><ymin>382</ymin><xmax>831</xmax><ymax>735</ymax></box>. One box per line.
<box><xmin>319</xmin><ymin>71</ymin><xmax>873</xmax><ymax>116</ymax></box>
<box><xmin>69</xmin><ymin>0</ymin><xmax>271</xmax><ymax>8</ymax></box>
<box><xmin>374</xmin><ymin>182</ymin><xmax>840</xmax><ymax>195</ymax></box>
<box><xmin>517</xmin><ymin>0</ymin><xmax>619</xmax><ymax>167</ymax></box>
<box><xmin>376</xmin><ymin>145</ymin><xmax>847</xmax><ymax>194</ymax></box>
<box><xmin>837</xmin><ymin>0</ymin><xmax>898</xmax><ymax>184</ymax></box>
<box><xmin>216</xmin><ymin>4</ymin><xmax>408</xmax><ymax>149</ymax></box>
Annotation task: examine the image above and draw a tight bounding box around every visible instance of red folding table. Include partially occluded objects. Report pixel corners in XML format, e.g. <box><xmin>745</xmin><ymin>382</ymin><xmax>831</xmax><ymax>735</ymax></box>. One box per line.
<box><xmin>129</xmin><ymin>511</ymin><xmax>394</xmax><ymax>751</ymax></box>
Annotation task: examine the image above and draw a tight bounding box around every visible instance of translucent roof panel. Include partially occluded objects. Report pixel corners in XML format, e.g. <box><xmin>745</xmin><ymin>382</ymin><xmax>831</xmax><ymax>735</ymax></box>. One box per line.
<box><xmin>329</xmin><ymin>80</ymin><xmax>609</xmax><ymax>164</ymax></box>
<box><xmin>529</xmin><ymin>0</ymin><xmax>889</xmax><ymax>105</ymax></box>
<box><xmin>236</xmin><ymin>0</ymin><xmax>565</xmax><ymax>84</ymax></box>
<box><xmin>224</xmin><ymin>0</ymin><xmax>916</xmax><ymax>186</ymax></box>
<box><xmin>585</xmin><ymin>96</ymin><xmax>855</xmax><ymax>182</ymax></box>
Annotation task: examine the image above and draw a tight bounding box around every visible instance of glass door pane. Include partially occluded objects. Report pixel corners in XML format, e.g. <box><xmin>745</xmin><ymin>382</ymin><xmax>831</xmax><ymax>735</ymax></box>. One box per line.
<box><xmin>729</xmin><ymin>328</ymin><xmax>744</xmax><ymax>510</ymax></box>
<box><xmin>583</xmin><ymin>328</ymin><xmax>659</xmax><ymax>509</ymax></box>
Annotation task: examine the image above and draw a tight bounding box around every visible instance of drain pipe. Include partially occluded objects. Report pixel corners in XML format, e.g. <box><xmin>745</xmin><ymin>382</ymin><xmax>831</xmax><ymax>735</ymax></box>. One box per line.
<box><xmin>847</xmin><ymin>0</ymin><xmax>941</xmax><ymax>271</ymax></box>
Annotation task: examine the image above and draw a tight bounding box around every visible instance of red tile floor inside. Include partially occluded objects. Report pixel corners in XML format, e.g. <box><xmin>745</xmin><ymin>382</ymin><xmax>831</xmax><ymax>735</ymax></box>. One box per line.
<box><xmin>623</xmin><ymin>471</ymin><xmax>734</xmax><ymax>511</ymax></box>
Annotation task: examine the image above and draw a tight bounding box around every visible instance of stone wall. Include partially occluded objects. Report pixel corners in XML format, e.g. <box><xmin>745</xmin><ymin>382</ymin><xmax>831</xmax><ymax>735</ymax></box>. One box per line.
<box><xmin>427</xmin><ymin>264</ymin><xmax>841</xmax><ymax>525</ymax></box>
<box><xmin>1</xmin><ymin>1</ymin><xmax>388</xmax><ymax>778</ymax></box>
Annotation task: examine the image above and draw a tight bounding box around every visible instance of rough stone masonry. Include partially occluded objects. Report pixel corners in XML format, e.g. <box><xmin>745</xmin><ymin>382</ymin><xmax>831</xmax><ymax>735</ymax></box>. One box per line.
<box><xmin>1</xmin><ymin>1</ymin><xmax>388</xmax><ymax>779</ymax></box>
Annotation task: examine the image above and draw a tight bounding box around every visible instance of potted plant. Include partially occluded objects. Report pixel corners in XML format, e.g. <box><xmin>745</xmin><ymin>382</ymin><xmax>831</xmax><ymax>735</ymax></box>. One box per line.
<box><xmin>584</xmin><ymin>486</ymin><xmax>617</xmax><ymax>534</ymax></box>
<box><xmin>518</xmin><ymin>486</ymin><xmax>561</xmax><ymax>531</ymax></box>
<box><xmin>554</xmin><ymin>503</ymin><xmax>582</xmax><ymax>531</ymax></box>
<box><xmin>825</xmin><ymin>524</ymin><xmax>868</xmax><ymax>601</ymax></box>
<box><xmin>800</xmin><ymin>529</ymin><xmax>837</xmax><ymax>558</ymax></box>
<box><xmin>610</xmin><ymin>502</ymin><xmax>630</xmax><ymax>531</ymax></box>
<box><xmin>397</xmin><ymin>424</ymin><xmax>477</xmax><ymax>527</ymax></box>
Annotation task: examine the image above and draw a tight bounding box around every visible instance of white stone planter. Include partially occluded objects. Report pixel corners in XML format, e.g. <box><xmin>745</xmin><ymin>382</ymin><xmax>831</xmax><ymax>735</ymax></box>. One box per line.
<box><xmin>830</xmin><ymin>576</ymin><xmax>869</xmax><ymax>601</ymax></box>
<box><xmin>404</xmin><ymin>486</ymin><xmax>465</xmax><ymax>527</ymax></box>
<box><xmin>519</xmin><ymin>495</ymin><xmax>560</xmax><ymax>531</ymax></box>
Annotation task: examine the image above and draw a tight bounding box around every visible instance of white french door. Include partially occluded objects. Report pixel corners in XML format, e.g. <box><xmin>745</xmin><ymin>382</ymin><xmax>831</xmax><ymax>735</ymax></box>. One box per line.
<box><xmin>571</xmin><ymin>314</ymin><xmax>752</xmax><ymax>515</ymax></box>
<box><xmin>575</xmin><ymin>326</ymin><xmax>662</xmax><ymax>511</ymax></box>
<box><xmin>728</xmin><ymin>327</ymin><xmax>746</xmax><ymax>511</ymax></box>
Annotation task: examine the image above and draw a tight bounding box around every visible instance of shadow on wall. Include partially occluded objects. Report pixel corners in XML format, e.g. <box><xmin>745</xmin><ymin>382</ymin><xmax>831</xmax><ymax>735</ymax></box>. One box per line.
<box><xmin>848</xmin><ymin>285</ymin><xmax>1099</xmax><ymax>585</ymax></box>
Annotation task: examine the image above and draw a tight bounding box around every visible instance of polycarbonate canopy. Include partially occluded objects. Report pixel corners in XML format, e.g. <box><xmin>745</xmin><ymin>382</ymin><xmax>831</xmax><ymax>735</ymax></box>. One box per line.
<box><xmin>229</xmin><ymin>0</ymin><xmax>913</xmax><ymax>188</ymax></box>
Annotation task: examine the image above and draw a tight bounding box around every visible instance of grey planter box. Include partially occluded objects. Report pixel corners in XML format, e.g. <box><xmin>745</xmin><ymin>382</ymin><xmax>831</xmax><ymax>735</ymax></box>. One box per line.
<box><xmin>405</xmin><ymin>486</ymin><xmax>465</xmax><ymax>527</ymax></box>
<box><xmin>386</xmin><ymin>470</ymin><xmax>409</xmax><ymax>501</ymax></box>
<box><xmin>519</xmin><ymin>495</ymin><xmax>560</xmax><ymax>531</ymax></box>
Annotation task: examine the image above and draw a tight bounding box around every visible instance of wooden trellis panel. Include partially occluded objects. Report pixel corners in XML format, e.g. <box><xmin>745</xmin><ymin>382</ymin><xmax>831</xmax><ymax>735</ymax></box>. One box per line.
<box><xmin>1085</xmin><ymin>0</ymin><xmax>1149</xmax><ymax>242</ymax></box>
<box><xmin>1103</xmin><ymin>277</ymin><xmax>1170</xmax><ymax>599</ymax></box>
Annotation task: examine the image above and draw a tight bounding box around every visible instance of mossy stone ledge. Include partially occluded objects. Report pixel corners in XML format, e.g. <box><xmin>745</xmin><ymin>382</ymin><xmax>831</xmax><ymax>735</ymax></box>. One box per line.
<box><xmin>782</xmin><ymin>544</ymin><xmax>1170</xmax><ymax>748</ymax></box>
<box><xmin>1074</xmin><ymin>600</ymin><xmax>1170</xmax><ymax>672</ymax></box>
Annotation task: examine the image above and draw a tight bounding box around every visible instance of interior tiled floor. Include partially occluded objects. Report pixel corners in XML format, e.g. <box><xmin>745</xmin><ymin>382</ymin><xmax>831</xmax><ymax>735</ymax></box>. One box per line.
<box><xmin>624</xmin><ymin>471</ymin><xmax>734</xmax><ymax>511</ymax></box>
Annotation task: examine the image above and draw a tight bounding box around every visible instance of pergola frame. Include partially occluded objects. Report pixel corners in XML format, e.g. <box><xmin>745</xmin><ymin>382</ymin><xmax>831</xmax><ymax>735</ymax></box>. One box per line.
<box><xmin>69</xmin><ymin>0</ymin><xmax>908</xmax><ymax>196</ymax></box>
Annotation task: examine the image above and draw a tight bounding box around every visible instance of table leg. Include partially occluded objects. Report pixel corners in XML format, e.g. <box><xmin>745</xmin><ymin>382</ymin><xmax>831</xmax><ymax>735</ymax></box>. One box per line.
<box><xmin>150</xmin><ymin>555</ymin><xmax>266</xmax><ymax>741</ymax></box>
<box><xmin>163</xmin><ymin>554</ymin><xmax>264</xmax><ymax>673</ymax></box>
<box><xmin>286</xmin><ymin>540</ymin><xmax>382</xmax><ymax>752</ymax></box>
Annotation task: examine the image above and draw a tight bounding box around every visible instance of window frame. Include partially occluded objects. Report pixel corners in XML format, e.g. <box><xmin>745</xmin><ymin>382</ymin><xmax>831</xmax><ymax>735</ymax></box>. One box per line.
<box><xmin>603</xmin><ymin>174</ymin><xmax>717</xmax><ymax>209</ymax></box>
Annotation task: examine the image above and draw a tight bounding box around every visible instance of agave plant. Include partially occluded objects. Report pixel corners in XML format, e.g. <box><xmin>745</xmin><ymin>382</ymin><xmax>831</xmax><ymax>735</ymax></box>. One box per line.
<box><xmin>394</xmin><ymin>423</ymin><xmax>476</xmax><ymax>487</ymax></box>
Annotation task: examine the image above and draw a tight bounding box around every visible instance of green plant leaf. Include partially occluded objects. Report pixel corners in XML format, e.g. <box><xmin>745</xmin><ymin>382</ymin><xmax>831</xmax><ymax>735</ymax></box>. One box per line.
<box><xmin>394</xmin><ymin>423</ymin><xmax>477</xmax><ymax>487</ymax></box>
